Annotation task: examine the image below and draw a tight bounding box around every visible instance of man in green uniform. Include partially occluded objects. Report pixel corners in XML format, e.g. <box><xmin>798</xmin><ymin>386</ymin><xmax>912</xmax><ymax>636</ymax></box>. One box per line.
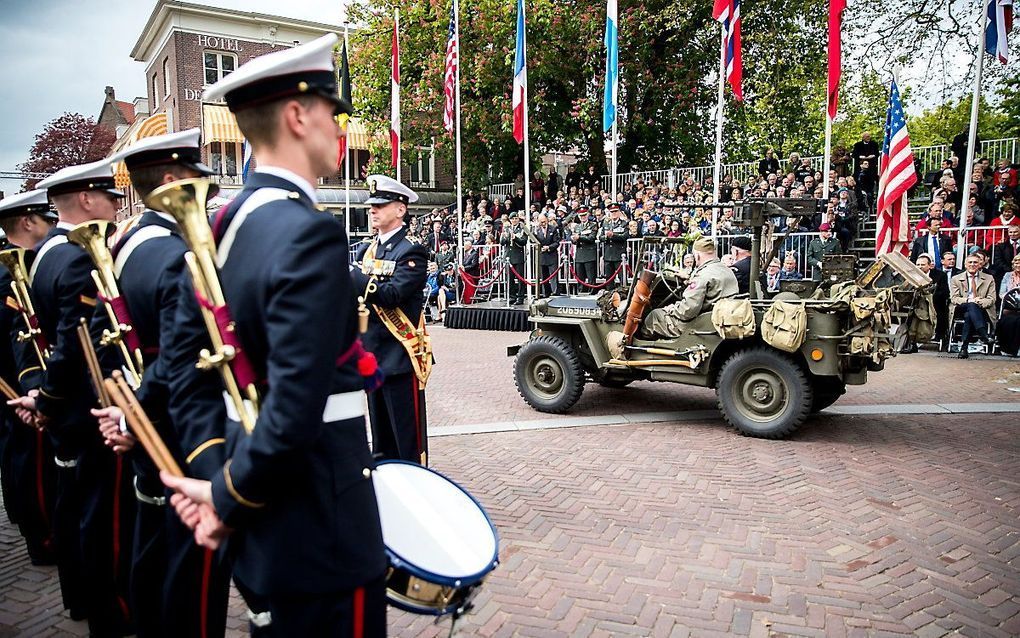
<box><xmin>571</xmin><ymin>207</ymin><xmax>599</xmax><ymax>290</ymax></box>
<box><xmin>643</xmin><ymin>237</ymin><xmax>739</xmax><ymax>338</ymax></box>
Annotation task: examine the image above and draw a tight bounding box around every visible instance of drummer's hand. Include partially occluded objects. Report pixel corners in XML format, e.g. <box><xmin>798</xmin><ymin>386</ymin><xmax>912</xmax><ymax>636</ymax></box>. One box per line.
<box><xmin>8</xmin><ymin>393</ymin><xmax>37</xmax><ymax>424</ymax></box>
<box><xmin>162</xmin><ymin>471</ymin><xmax>230</xmax><ymax>550</ymax></box>
<box><xmin>93</xmin><ymin>406</ymin><xmax>136</xmax><ymax>454</ymax></box>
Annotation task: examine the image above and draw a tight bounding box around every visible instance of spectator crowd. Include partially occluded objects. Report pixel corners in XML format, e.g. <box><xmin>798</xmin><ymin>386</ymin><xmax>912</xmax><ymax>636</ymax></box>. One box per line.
<box><xmin>401</xmin><ymin>131</ymin><xmax>1019</xmax><ymax>355</ymax></box>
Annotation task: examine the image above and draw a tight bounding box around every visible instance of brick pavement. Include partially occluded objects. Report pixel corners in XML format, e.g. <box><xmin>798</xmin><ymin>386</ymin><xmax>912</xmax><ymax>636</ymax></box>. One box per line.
<box><xmin>1</xmin><ymin>328</ymin><xmax>1018</xmax><ymax>636</ymax></box>
<box><xmin>428</xmin><ymin>326</ymin><xmax>1020</xmax><ymax>429</ymax></box>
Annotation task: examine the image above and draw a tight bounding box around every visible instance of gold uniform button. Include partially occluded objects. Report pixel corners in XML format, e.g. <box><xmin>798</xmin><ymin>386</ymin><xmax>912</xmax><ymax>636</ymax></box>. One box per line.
<box><xmin>362</xmin><ymin>468</ymin><xmax>371</xmax><ymax>479</ymax></box>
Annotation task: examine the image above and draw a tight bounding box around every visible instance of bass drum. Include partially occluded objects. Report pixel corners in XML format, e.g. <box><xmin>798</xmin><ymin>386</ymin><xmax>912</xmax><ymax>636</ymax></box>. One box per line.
<box><xmin>372</xmin><ymin>461</ymin><xmax>499</xmax><ymax>615</ymax></box>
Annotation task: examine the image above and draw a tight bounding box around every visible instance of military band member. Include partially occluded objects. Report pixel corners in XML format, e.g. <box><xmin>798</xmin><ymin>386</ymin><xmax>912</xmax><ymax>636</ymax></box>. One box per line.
<box><xmin>90</xmin><ymin>129</ymin><xmax>231</xmax><ymax>638</ymax></box>
<box><xmin>351</xmin><ymin>174</ymin><xmax>432</xmax><ymax>464</ymax></box>
<box><xmin>600</xmin><ymin>203</ymin><xmax>629</xmax><ymax>285</ymax></box>
<box><xmin>160</xmin><ymin>34</ymin><xmax>387</xmax><ymax>636</ymax></box>
<box><xmin>572</xmin><ymin>206</ymin><xmax>599</xmax><ymax>289</ymax></box>
<box><xmin>9</xmin><ymin>160</ymin><xmax>135</xmax><ymax>634</ymax></box>
<box><xmin>500</xmin><ymin>212</ymin><xmax>528</xmax><ymax>304</ymax></box>
<box><xmin>0</xmin><ymin>191</ymin><xmax>56</xmax><ymax>566</ymax></box>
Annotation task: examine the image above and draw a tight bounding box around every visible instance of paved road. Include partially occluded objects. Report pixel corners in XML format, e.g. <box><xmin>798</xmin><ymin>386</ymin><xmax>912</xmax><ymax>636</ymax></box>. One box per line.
<box><xmin>2</xmin><ymin>327</ymin><xmax>1018</xmax><ymax>637</ymax></box>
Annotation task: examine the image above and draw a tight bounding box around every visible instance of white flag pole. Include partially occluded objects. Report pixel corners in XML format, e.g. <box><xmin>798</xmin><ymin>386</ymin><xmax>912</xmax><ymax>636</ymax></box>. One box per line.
<box><xmin>393</xmin><ymin>7</ymin><xmax>401</xmax><ymax>184</ymax></box>
<box><xmin>522</xmin><ymin>0</ymin><xmax>535</xmax><ymax>302</ymax></box>
<box><xmin>822</xmin><ymin>115</ymin><xmax>833</xmax><ymax>201</ymax></box>
<box><xmin>957</xmin><ymin>1</ymin><xmax>987</xmax><ymax>263</ymax></box>
<box><xmin>343</xmin><ymin>20</ymin><xmax>351</xmax><ymax>238</ymax></box>
<box><xmin>454</xmin><ymin>0</ymin><xmax>465</xmax><ymax>299</ymax></box>
<box><xmin>711</xmin><ymin>24</ymin><xmax>726</xmax><ymax>237</ymax></box>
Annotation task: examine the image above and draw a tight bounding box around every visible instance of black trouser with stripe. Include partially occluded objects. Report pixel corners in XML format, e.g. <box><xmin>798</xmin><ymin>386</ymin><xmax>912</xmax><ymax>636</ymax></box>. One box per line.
<box><xmin>7</xmin><ymin>425</ymin><xmax>56</xmax><ymax>563</ymax></box>
<box><xmin>243</xmin><ymin>573</ymin><xmax>387</xmax><ymax>638</ymax></box>
<box><xmin>368</xmin><ymin>372</ymin><xmax>428</xmax><ymax>465</ymax></box>
<box><xmin>52</xmin><ymin>451</ymin><xmax>87</xmax><ymax>618</ymax></box>
<box><xmin>77</xmin><ymin>443</ymin><xmax>137</xmax><ymax>636</ymax></box>
<box><xmin>162</xmin><ymin>508</ymin><xmax>231</xmax><ymax>638</ymax></box>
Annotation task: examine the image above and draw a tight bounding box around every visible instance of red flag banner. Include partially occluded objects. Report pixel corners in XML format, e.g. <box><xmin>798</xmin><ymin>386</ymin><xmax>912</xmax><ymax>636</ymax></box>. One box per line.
<box><xmin>827</xmin><ymin>0</ymin><xmax>846</xmax><ymax>120</ymax></box>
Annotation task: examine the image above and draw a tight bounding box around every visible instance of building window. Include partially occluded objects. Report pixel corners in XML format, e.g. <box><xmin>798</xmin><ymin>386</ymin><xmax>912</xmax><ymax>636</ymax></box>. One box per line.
<box><xmin>162</xmin><ymin>58</ymin><xmax>171</xmax><ymax>97</ymax></box>
<box><xmin>410</xmin><ymin>146</ymin><xmax>435</xmax><ymax>188</ymax></box>
<box><xmin>204</xmin><ymin>52</ymin><xmax>237</xmax><ymax>86</ymax></box>
<box><xmin>152</xmin><ymin>74</ymin><xmax>159</xmax><ymax>107</ymax></box>
<box><xmin>209</xmin><ymin>142</ymin><xmax>240</xmax><ymax>177</ymax></box>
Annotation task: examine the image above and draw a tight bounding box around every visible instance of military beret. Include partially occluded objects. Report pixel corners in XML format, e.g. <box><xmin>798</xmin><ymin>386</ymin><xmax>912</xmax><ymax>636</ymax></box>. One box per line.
<box><xmin>692</xmin><ymin>237</ymin><xmax>717</xmax><ymax>253</ymax></box>
<box><xmin>731</xmin><ymin>236</ymin><xmax>752</xmax><ymax>251</ymax></box>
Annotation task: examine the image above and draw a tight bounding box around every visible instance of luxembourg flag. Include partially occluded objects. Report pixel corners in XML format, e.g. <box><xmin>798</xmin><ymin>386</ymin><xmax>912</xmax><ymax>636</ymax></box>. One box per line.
<box><xmin>603</xmin><ymin>0</ymin><xmax>618</xmax><ymax>134</ymax></box>
<box><xmin>512</xmin><ymin>0</ymin><xmax>527</xmax><ymax>144</ymax></box>
<box><xmin>986</xmin><ymin>0</ymin><xmax>1015</xmax><ymax>64</ymax></box>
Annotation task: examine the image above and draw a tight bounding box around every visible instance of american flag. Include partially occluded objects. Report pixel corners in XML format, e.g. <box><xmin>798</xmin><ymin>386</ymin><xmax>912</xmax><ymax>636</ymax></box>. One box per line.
<box><xmin>712</xmin><ymin>0</ymin><xmax>743</xmax><ymax>101</ymax></box>
<box><xmin>443</xmin><ymin>2</ymin><xmax>458</xmax><ymax>134</ymax></box>
<box><xmin>875</xmin><ymin>79</ymin><xmax>917</xmax><ymax>256</ymax></box>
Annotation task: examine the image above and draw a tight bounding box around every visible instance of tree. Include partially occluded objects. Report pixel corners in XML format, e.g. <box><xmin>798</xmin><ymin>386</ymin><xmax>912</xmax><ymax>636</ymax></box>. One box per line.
<box><xmin>998</xmin><ymin>76</ymin><xmax>1020</xmax><ymax>139</ymax></box>
<box><xmin>18</xmin><ymin>113</ymin><xmax>116</xmax><ymax>190</ymax></box>
<box><xmin>907</xmin><ymin>95</ymin><xmax>1009</xmax><ymax>148</ymax></box>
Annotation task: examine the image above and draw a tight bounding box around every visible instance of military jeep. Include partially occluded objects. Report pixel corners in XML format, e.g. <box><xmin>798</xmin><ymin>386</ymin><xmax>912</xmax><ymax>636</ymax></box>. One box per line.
<box><xmin>509</xmin><ymin>200</ymin><xmax>934</xmax><ymax>439</ymax></box>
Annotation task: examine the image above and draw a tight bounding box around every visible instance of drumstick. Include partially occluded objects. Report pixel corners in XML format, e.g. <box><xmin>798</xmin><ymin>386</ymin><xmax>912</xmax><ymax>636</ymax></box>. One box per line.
<box><xmin>78</xmin><ymin>319</ymin><xmax>110</xmax><ymax>407</ymax></box>
<box><xmin>0</xmin><ymin>377</ymin><xmax>19</xmax><ymax>402</ymax></box>
<box><xmin>105</xmin><ymin>371</ymin><xmax>183</xmax><ymax>477</ymax></box>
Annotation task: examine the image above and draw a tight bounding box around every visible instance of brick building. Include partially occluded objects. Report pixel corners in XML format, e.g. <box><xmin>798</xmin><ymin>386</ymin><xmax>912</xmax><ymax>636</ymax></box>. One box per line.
<box><xmin>118</xmin><ymin>0</ymin><xmax>454</xmax><ymax>231</ymax></box>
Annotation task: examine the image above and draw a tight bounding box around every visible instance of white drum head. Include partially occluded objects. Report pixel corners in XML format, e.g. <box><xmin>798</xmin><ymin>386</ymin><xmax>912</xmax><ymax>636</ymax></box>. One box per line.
<box><xmin>373</xmin><ymin>462</ymin><xmax>498</xmax><ymax>582</ymax></box>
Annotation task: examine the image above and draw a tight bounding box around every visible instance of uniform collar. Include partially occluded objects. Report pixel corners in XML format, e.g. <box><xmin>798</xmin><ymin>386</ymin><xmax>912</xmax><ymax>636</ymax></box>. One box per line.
<box><xmin>56</xmin><ymin>221</ymin><xmax>75</xmax><ymax>232</ymax></box>
<box><xmin>254</xmin><ymin>166</ymin><xmax>318</xmax><ymax>204</ymax></box>
<box><xmin>377</xmin><ymin>225</ymin><xmax>403</xmax><ymax>247</ymax></box>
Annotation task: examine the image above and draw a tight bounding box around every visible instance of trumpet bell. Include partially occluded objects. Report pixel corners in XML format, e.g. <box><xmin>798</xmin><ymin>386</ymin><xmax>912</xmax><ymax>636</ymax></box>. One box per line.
<box><xmin>144</xmin><ymin>177</ymin><xmax>217</xmax><ymax>217</ymax></box>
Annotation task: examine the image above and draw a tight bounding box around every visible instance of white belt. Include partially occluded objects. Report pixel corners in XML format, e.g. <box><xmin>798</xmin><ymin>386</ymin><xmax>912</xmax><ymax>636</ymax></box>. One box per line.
<box><xmin>222</xmin><ymin>390</ymin><xmax>365</xmax><ymax>425</ymax></box>
<box><xmin>54</xmin><ymin>456</ymin><xmax>78</xmax><ymax>468</ymax></box>
<box><xmin>134</xmin><ymin>476</ymin><xmax>167</xmax><ymax>506</ymax></box>
<box><xmin>247</xmin><ymin>609</ymin><xmax>272</xmax><ymax>627</ymax></box>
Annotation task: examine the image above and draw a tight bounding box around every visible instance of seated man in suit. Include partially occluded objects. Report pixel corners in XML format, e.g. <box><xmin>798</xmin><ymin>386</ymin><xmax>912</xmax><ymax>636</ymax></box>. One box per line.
<box><xmin>909</xmin><ymin>215</ymin><xmax>953</xmax><ymax>266</ymax></box>
<box><xmin>949</xmin><ymin>253</ymin><xmax>998</xmax><ymax>358</ymax></box>
<box><xmin>913</xmin><ymin>254</ymin><xmax>950</xmax><ymax>351</ymax></box>
<box><xmin>991</xmin><ymin>225</ymin><xmax>1020</xmax><ymax>284</ymax></box>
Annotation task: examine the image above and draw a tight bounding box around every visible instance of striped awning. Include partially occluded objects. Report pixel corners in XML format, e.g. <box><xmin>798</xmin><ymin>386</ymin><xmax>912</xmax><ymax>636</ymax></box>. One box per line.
<box><xmin>202</xmin><ymin>104</ymin><xmax>243</xmax><ymax>143</ymax></box>
<box><xmin>202</xmin><ymin>104</ymin><xmax>372</xmax><ymax>149</ymax></box>
<box><xmin>345</xmin><ymin>118</ymin><xmax>371</xmax><ymax>150</ymax></box>
<box><xmin>113</xmin><ymin>113</ymin><xmax>168</xmax><ymax>188</ymax></box>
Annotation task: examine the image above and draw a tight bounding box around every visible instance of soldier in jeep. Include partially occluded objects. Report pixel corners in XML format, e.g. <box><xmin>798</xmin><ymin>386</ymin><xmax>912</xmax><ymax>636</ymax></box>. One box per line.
<box><xmin>642</xmin><ymin>237</ymin><xmax>739</xmax><ymax>338</ymax></box>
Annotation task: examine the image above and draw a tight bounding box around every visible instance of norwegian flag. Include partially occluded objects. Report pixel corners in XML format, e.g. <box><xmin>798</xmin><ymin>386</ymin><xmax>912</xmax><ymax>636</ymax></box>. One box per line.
<box><xmin>712</xmin><ymin>0</ymin><xmax>743</xmax><ymax>101</ymax></box>
<box><xmin>875</xmin><ymin>79</ymin><xmax>917</xmax><ymax>257</ymax></box>
<box><xmin>443</xmin><ymin>2</ymin><xmax>458</xmax><ymax>134</ymax></box>
<box><xmin>391</xmin><ymin>15</ymin><xmax>400</xmax><ymax>168</ymax></box>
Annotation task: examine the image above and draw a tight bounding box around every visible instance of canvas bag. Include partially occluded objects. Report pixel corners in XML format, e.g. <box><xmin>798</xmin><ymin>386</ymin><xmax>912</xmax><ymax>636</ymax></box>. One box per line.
<box><xmin>761</xmin><ymin>301</ymin><xmax>808</xmax><ymax>352</ymax></box>
<box><xmin>711</xmin><ymin>298</ymin><xmax>756</xmax><ymax>339</ymax></box>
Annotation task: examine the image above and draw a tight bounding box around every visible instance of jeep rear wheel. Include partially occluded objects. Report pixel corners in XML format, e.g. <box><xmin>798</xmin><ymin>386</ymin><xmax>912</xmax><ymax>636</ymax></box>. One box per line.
<box><xmin>514</xmin><ymin>335</ymin><xmax>585</xmax><ymax>413</ymax></box>
<box><xmin>716</xmin><ymin>347</ymin><xmax>812</xmax><ymax>439</ymax></box>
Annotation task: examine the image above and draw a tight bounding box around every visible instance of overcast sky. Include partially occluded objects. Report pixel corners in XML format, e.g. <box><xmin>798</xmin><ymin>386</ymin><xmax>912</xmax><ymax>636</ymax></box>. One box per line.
<box><xmin>0</xmin><ymin>0</ymin><xmax>342</xmax><ymax>191</ymax></box>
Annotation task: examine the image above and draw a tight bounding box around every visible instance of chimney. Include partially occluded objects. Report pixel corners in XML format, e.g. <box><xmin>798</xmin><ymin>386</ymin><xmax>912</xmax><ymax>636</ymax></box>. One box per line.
<box><xmin>105</xmin><ymin>86</ymin><xmax>116</xmax><ymax>101</ymax></box>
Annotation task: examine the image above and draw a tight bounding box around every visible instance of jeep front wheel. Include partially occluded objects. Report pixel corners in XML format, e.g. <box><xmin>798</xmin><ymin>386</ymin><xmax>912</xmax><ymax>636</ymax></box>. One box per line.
<box><xmin>514</xmin><ymin>335</ymin><xmax>585</xmax><ymax>413</ymax></box>
<box><xmin>716</xmin><ymin>347</ymin><xmax>812</xmax><ymax>439</ymax></box>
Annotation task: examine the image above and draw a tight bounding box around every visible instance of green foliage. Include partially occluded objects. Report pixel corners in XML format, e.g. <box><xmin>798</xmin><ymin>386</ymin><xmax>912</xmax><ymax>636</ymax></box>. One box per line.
<box><xmin>908</xmin><ymin>95</ymin><xmax>1010</xmax><ymax>148</ymax></box>
<box><xmin>345</xmin><ymin>0</ymin><xmax>1016</xmax><ymax>188</ymax></box>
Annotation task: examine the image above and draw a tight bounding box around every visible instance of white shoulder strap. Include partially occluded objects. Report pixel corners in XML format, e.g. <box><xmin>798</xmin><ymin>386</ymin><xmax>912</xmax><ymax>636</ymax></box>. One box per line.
<box><xmin>113</xmin><ymin>225</ymin><xmax>173</xmax><ymax>277</ymax></box>
<box><xmin>28</xmin><ymin>235</ymin><xmax>69</xmax><ymax>285</ymax></box>
<box><xmin>215</xmin><ymin>188</ymin><xmax>291</xmax><ymax>268</ymax></box>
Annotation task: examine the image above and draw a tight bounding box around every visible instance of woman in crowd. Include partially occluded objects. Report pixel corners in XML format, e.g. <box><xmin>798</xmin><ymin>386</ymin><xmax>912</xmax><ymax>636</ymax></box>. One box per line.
<box><xmin>667</xmin><ymin>220</ymin><xmax>683</xmax><ymax>238</ymax></box>
<box><xmin>997</xmin><ymin>254</ymin><xmax>1020</xmax><ymax>356</ymax></box>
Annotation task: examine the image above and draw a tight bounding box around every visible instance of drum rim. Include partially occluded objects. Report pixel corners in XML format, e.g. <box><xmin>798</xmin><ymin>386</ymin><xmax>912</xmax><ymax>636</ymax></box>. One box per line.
<box><xmin>375</xmin><ymin>459</ymin><xmax>500</xmax><ymax>587</ymax></box>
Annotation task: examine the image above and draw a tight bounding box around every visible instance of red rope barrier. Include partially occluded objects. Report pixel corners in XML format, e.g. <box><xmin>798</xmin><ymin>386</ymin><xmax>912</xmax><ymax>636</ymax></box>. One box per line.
<box><xmin>569</xmin><ymin>262</ymin><xmax>624</xmax><ymax>289</ymax></box>
<box><xmin>458</xmin><ymin>267</ymin><xmax>506</xmax><ymax>290</ymax></box>
<box><xmin>508</xmin><ymin>264</ymin><xmax>560</xmax><ymax>286</ymax></box>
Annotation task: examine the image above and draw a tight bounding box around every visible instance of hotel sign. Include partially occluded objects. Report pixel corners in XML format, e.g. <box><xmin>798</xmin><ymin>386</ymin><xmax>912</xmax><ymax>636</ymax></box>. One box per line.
<box><xmin>197</xmin><ymin>34</ymin><xmax>242</xmax><ymax>52</ymax></box>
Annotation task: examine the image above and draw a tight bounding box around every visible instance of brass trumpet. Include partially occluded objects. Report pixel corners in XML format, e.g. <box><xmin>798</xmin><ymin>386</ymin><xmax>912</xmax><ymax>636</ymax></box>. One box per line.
<box><xmin>67</xmin><ymin>220</ymin><xmax>144</xmax><ymax>389</ymax></box>
<box><xmin>144</xmin><ymin>178</ymin><xmax>259</xmax><ymax>434</ymax></box>
<box><xmin>0</xmin><ymin>247</ymin><xmax>50</xmax><ymax>368</ymax></box>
